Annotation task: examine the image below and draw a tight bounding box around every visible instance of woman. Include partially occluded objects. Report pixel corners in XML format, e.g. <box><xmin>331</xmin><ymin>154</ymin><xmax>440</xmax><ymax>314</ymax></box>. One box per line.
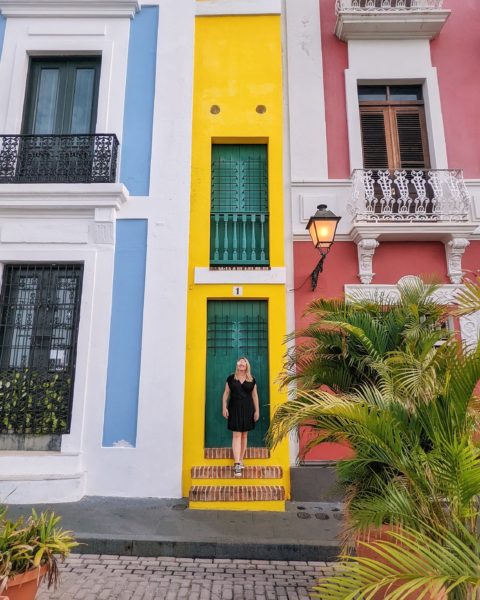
<box><xmin>222</xmin><ymin>357</ymin><xmax>260</xmax><ymax>477</ymax></box>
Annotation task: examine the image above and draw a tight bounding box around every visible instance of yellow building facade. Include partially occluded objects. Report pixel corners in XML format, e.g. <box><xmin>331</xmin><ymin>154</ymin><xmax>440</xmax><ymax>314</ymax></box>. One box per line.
<box><xmin>182</xmin><ymin>14</ymin><xmax>289</xmax><ymax>510</ymax></box>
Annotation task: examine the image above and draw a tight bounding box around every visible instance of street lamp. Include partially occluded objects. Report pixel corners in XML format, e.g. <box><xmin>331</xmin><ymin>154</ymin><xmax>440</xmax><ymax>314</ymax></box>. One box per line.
<box><xmin>306</xmin><ymin>204</ymin><xmax>341</xmax><ymax>291</ymax></box>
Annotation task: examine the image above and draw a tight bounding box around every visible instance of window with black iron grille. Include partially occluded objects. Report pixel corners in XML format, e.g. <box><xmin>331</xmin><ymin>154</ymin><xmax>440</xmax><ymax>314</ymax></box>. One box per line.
<box><xmin>210</xmin><ymin>144</ymin><xmax>269</xmax><ymax>267</ymax></box>
<box><xmin>0</xmin><ymin>264</ymin><xmax>83</xmax><ymax>435</ymax></box>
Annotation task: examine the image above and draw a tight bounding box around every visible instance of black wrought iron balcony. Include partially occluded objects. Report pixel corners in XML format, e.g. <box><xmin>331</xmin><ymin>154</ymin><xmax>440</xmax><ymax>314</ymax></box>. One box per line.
<box><xmin>0</xmin><ymin>134</ymin><xmax>119</xmax><ymax>184</ymax></box>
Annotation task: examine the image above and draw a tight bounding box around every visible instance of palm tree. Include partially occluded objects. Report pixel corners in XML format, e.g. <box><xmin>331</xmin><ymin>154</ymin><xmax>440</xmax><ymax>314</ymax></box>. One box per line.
<box><xmin>269</xmin><ymin>337</ymin><xmax>480</xmax><ymax>536</ymax></box>
<box><xmin>314</xmin><ymin>524</ymin><xmax>480</xmax><ymax>599</ymax></box>
<box><xmin>279</xmin><ymin>278</ymin><xmax>450</xmax><ymax>395</ymax></box>
<box><xmin>268</xmin><ymin>277</ymin><xmax>480</xmax><ymax>598</ymax></box>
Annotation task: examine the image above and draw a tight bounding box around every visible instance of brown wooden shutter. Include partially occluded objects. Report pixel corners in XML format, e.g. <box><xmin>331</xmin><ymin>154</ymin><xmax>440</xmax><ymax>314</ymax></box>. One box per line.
<box><xmin>360</xmin><ymin>109</ymin><xmax>390</xmax><ymax>169</ymax></box>
<box><xmin>359</xmin><ymin>105</ymin><xmax>429</xmax><ymax>170</ymax></box>
<box><xmin>394</xmin><ymin>107</ymin><xmax>430</xmax><ymax>169</ymax></box>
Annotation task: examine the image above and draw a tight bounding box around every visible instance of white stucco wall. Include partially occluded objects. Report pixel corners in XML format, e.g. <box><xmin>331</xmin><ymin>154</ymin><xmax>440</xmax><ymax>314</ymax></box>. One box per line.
<box><xmin>0</xmin><ymin>0</ymin><xmax>195</xmax><ymax>502</ymax></box>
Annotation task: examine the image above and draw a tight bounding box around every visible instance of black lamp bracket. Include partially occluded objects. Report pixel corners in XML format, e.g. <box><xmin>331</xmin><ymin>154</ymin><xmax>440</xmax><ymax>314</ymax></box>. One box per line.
<box><xmin>311</xmin><ymin>246</ymin><xmax>331</xmax><ymax>291</ymax></box>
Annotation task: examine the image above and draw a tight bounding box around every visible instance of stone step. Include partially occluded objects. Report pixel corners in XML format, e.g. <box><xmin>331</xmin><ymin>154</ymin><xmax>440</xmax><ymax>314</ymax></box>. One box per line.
<box><xmin>191</xmin><ymin>465</ymin><xmax>282</xmax><ymax>479</ymax></box>
<box><xmin>189</xmin><ymin>485</ymin><xmax>285</xmax><ymax>502</ymax></box>
<box><xmin>204</xmin><ymin>447</ymin><xmax>270</xmax><ymax>459</ymax></box>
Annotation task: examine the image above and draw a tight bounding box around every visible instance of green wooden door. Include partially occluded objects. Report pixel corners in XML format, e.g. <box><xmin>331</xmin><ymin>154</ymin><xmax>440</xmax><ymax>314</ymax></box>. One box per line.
<box><xmin>205</xmin><ymin>300</ymin><xmax>269</xmax><ymax>447</ymax></box>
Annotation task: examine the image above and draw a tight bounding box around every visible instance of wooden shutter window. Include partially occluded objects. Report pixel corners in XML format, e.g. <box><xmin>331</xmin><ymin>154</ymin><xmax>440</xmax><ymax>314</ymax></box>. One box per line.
<box><xmin>359</xmin><ymin>104</ymin><xmax>429</xmax><ymax>170</ymax></box>
<box><xmin>360</xmin><ymin>111</ymin><xmax>389</xmax><ymax>170</ymax></box>
<box><xmin>395</xmin><ymin>108</ymin><xmax>430</xmax><ymax>169</ymax></box>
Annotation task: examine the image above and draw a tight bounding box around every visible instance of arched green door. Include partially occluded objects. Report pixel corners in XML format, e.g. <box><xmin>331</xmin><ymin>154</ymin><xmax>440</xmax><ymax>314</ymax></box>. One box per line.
<box><xmin>205</xmin><ymin>300</ymin><xmax>269</xmax><ymax>447</ymax></box>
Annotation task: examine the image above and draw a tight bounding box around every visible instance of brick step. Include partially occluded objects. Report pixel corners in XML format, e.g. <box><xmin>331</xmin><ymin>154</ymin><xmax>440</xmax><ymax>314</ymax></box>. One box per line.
<box><xmin>189</xmin><ymin>485</ymin><xmax>285</xmax><ymax>502</ymax></box>
<box><xmin>204</xmin><ymin>447</ymin><xmax>270</xmax><ymax>459</ymax></box>
<box><xmin>191</xmin><ymin>465</ymin><xmax>282</xmax><ymax>479</ymax></box>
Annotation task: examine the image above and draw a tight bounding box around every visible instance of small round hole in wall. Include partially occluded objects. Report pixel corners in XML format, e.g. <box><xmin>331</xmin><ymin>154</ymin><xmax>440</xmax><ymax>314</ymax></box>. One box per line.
<box><xmin>256</xmin><ymin>105</ymin><xmax>267</xmax><ymax>114</ymax></box>
<box><xmin>210</xmin><ymin>105</ymin><xmax>221</xmax><ymax>115</ymax></box>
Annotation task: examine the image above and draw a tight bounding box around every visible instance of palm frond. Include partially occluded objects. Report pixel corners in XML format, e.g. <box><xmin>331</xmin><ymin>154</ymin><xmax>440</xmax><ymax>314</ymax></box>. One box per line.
<box><xmin>454</xmin><ymin>277</ymin><xmax>480</xmax><ymax>316</ymax></box>
<box><xmin>313</xmin><ymin>525</ymin><xmax>480</xmax><ymax>599</ymax></box>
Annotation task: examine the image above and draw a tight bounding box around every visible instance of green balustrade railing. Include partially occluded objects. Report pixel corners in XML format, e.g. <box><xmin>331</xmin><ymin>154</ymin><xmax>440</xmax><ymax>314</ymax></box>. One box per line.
<box><xmin>210</xmin><ymin>212</ymin><xmax>269</xmax><ymax>266</ymax></box>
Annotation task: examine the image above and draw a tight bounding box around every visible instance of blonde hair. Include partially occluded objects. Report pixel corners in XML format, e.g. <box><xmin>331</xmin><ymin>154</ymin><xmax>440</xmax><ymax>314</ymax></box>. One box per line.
<box><xmin>235</xmin><ymin>357</ymin><xmax>253</xmax><ymax>382</ymax></box>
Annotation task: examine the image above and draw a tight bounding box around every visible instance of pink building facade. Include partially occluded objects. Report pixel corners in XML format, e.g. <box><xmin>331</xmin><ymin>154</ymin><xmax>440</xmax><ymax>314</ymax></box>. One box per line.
<box><xmin>286</xmin><ymin>0</ymin><xmax>480</xmax><ymax>466</ymax></box>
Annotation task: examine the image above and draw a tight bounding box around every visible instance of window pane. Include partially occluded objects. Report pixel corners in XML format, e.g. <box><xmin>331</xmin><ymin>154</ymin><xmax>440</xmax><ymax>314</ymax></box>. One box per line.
<box><xmin>358</xmin><ymin>85</ymin><xmax>387</xmax><ymax>101</ymax></box>
<box><xmin>8</xmin><ymin>276</ymin><xmax>38</xmax><ymax>368</ymax></box>
<box><xmin>33</xmin><ymin>69</ymin><xmax>59</xmax><ymax>134</ymax></box>
<box><xmin>50</xmin><ymin>276</ymin><xmax>78</xmax><ymax>371</ymax></box>
<box><xmin>70</xmin><ymin>68</ymin><xmax>96</xmax><ymax>134</ymax></box>
<box><xmin>389</xmin><ymin>85</ymin><xmax>423</xmax><ymax>101</ymax></box>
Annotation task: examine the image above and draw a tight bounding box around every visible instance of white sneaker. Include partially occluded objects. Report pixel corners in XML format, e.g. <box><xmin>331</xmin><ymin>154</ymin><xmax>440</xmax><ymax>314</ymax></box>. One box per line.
<box><xmin>233</xmin><ymin>463</ymin><xmax>242</xmax><ymax>478</ymax></box>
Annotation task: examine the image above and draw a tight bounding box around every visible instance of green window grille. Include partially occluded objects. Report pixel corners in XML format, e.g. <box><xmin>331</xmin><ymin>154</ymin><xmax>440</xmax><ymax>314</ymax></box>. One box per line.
<box><xmin>210</xmin><ymin>144</ymin><xmax>269</xmax><ymax>267</ymax></box>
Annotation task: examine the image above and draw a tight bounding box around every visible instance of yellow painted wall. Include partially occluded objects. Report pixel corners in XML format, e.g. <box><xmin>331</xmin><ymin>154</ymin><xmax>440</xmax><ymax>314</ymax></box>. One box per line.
<box><xmin>183</xmin><ymin>15</ymin><xmax>289</xmax><ymax>505</ymax></box>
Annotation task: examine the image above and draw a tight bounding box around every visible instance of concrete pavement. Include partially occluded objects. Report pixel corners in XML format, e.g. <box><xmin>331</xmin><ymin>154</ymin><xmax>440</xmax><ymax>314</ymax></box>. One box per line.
<box><xmin>7</xmin><ymin>497</ymin><xmax>343</xmax><ymax>561</ymax></box>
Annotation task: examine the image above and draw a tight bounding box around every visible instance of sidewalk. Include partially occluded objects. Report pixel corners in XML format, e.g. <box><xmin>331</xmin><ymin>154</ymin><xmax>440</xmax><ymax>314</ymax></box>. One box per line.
<box><xmin>6</xmin><ymin>497</ymin><xmax>343</xmax><ymax>561</ymax></box>
<box><xmin>37</xmin><ymin>555</ymin><xmax>334</xmax><ymax>600</ymax></box>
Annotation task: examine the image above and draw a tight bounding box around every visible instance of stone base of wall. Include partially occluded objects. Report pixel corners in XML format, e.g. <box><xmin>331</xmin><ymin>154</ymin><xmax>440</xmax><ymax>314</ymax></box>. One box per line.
<box><xmin>290</xmin><ymin>464</ymin><xmax>343</xmax><ymax>502</ymax></box>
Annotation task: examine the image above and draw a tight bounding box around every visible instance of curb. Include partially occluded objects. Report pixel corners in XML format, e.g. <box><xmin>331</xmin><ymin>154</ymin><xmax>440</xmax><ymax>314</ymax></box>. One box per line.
<box><xmin>74</xmin><ymin>535</ymin><xmax>340</xmax><ymax>562</ymax></box>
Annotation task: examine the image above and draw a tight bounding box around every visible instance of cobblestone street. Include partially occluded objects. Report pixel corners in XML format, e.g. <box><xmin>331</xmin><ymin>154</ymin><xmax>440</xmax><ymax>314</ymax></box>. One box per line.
<box><xmin>37</xmin><ymin>555</ymin><xmax>332</xmax><ymax>600</ymax></box>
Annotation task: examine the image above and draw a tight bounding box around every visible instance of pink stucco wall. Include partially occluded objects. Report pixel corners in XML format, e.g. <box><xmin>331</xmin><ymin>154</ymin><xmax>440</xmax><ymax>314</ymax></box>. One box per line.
<box><xmin>293</xmin><ymin>241</ymin><xmax>449</xmax><ymax>318</ymax></box>
<box><xmin>294</xmin><ymin>240</ymin><xmax>451</xmax><ymax>460</ymax></box>
<box><xmin>431</xmin><ymin>0</ymin><xmax>480</xmax><ymax>177</ymax></box>
<box><xmin>320</xmin><ymin>0</ymin><xmax>480</xmax><ymax>178</ymax></box>
<box><xmin>463</xmin><ymin>241</ymin><xmax>480</xmax><ymax>275</ymax></box>
<box><xmin>300</xmin><ymin>1</ymin><xmax>480</xmax><ymax>461</ymax></box>
<box><xmin>320</xmin><ymin>0</ymin><xmax>350</xmax><ymax>179</ymax></box>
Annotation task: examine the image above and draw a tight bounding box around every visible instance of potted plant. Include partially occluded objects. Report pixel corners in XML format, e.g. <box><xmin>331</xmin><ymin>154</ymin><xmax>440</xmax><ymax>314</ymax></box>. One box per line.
<box><xmin>0</xmin><ymin>508</ymin><xmax>77</xmax><ymax>600</ymax></box>
<box><xmin>267</xmin><ymin>278</ymin><xmax>480</xmax><ymax>598</ymax></box>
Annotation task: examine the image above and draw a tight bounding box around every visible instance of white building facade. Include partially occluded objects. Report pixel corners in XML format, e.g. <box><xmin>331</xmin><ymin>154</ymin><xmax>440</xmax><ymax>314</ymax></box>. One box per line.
<box><xmin>0</xmin><ymin>0</ymin><xmax>195</xmax><ymax>502</ymax></box>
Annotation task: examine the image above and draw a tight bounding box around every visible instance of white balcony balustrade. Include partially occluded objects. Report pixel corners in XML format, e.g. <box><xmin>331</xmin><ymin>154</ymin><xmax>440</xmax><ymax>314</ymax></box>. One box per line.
<box><xmin>335</xmin><ymin>0</ymin><xmax>444</xmax><ymax>13</ymax></box>
<box><xmin>335</xmin><ymin>0</ymin><xmax>450</xmax><ymax>40</ymax></box>
<box><xmin>349</xmin><ymin>169</ymin><xmax>471</xmax><ymax>223</ymax></box>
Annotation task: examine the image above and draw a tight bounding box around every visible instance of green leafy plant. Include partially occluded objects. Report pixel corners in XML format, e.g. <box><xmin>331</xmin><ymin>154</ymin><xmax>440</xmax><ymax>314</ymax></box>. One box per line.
<box><xmin>278</xmin><ymin>278</ymin><xmax>449</xmax><ymax>396</ymax></box>
<box><xmin>267</xmin><ymin>277</ymin><xmax>480</xmax><ymax>598</ymax></box>
<box><xmin>454</xmin><ymin>274</ymin><xmax>480</xmax><ymax>317</ymax></box>
<box><xmin>0</xmin><ymin>370</ymin><xmax>71</xmax><ymax>434</ymax></box>
<box><xmin>314</xmin><ymin>525</ymin><xmax>480</xmax><ymax>599</ymax></box>
<box><xmin>0</xmin><ymin>508</ymin><xmax>78</xmax><ymax>593</ymax></box>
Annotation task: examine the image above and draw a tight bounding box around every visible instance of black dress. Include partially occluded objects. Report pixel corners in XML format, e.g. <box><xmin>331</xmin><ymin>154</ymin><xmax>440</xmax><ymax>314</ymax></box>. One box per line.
<box><xmin>226</xmin><ymin>374</ymin><xmax>256</xmax><ymax>432</ymax></box>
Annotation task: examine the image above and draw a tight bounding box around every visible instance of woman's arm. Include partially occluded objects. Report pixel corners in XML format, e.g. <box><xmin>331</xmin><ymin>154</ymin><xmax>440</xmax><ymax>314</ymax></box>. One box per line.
<box><xmin>252</xmin><ymin>384</ymin><xmax>260</xmax><ymax>422</ymax></box>
<box><xmin>222</xmin><ymin>382</ymin><xmax>230</xmax><ymax>418</ymax></box>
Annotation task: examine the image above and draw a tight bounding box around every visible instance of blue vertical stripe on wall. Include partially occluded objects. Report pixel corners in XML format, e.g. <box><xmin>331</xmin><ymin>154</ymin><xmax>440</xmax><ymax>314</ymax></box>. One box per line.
<box><xmin>103</xmin><ymin>220</ymin><xmax>148</xmax><ymax>447</ymax></box>
<box><xmin>120</xmin><ymin>6</ymin><xmax>158</xmax><ymax>196</ymax></box>
<box><xmin>0</xmin><ymin>16</ymin><xmax>6</xmax><ymax>58</ymax></box>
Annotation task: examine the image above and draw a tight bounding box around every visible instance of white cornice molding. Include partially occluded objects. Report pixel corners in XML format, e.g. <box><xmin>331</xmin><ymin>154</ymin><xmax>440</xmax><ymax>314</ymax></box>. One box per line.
<box><xmin>0</xmin><ymin>183</ymin><xmax>129</xmax><ymax>211</ymax></box>
<box><xmin>345</xmin><ymin>280</ymin><xmax>462</xmax><ymax>304</ymax></box>
<box><xmin>0</xmin><ymin>0</ymin><xmax>141</xmax><ymax>18</ymax></box>
<box><xmin>194</xmin><ymin>267</ymin><xmax>286</xmax><ymax>285</ymax></box>
<box><xmin>349</xmin><ymin>222</ymin><xmax>479</xmax><ymax>244</ymax></box>
<box><xmin>196</xmin><ymin>0</ymin><xmax>281</xmax><ymax>16</ymax></box>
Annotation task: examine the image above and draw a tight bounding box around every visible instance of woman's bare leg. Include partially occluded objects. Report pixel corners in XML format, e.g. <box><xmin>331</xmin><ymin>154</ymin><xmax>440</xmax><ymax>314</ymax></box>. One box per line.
<box><xmin>240</xmin><ymin>432</ymin><xmax>248</xmax><ymax>462</ymax></box>
<box><xmin>232</xmin><ymin>431</ymin><xmax>242</xmax><ymax>463</ymax></box>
